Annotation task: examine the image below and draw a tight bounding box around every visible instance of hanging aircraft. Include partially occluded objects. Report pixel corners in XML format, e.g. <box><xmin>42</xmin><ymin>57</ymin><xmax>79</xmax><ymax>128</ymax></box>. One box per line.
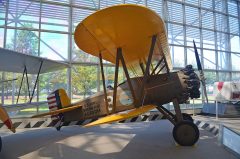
<box><xmin>0</xmin><ymin>47</ymin><xmax>69</xmax><ymax>151</ymax></box>
<box><xmin>31</xmin><ymin>4</ymin><xmax>207</xmax><ymax>146</ymax></box>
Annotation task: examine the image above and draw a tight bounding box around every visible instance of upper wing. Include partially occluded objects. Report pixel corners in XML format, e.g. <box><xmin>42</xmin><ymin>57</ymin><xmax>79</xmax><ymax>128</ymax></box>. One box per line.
<box><xmin>74</xmin><ymin>4</ymin><xmax>172</xmax><ymax>72</ymax></box>
<box><xmin>0</xmin><ymin>47</ymin><xmax>69</xmax><ymax>74</ymax></box>
<box><xmin>84</xmin><ymin>105</ymin><xmax>156</xmax><ymax>127</ymax></box>
<box><xmin>31</xmin><ymin>104</ymin><xmax>82</xmax><ymax>118</ymax></box>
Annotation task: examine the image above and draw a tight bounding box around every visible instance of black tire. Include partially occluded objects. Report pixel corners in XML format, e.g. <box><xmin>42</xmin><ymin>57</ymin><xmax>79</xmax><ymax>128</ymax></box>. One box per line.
<box><xmin>56</xmin><ymin>126</ymin><xmax>61</xmax><ymax>131</ymax></box>
<box><xmin>173</xmin><ymin>121</ymin><xmax>199</xmax><ymax>146</ymax></box>
<box><xmin>182</xmin><ymin>113</ymin><xmax>194</xmax><ymax>122</ymax></box>
<box><xmin>174</xmin><ymin>113</ymin><xmax>194</xmax><ymax>122</ymax></box>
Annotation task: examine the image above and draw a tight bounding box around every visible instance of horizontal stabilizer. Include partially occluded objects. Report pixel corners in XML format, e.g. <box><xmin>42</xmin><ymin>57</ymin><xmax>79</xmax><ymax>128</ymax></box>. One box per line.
<box><xmin>84</xmin><ymin>105</ymin><xmax>156</xmax><ymax>127</ymax></box>
<box><xmin>31</xmin><ymin>104</ymin><xmax>82</xmax><ymax>118</ymax></box>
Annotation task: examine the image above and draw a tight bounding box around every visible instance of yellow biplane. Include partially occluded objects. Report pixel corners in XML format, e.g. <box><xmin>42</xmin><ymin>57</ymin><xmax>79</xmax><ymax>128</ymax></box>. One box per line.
<box><xmin>32</xmin><ymin>4</ymin><xmax>207</xmax><ymax>146</ymax></box>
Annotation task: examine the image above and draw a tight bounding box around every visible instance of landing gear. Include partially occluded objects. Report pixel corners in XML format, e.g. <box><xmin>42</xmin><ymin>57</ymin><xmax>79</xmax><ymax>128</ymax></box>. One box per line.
<box><xmin>174</xmin><ymin>113</ymin><xmax>193</xmax><ymax>123</ymax></box>
<box><xmin>56</xmin><ymin>126</ymin><xmax>61</xmax><ymax>131</ymax></box>
<box><xmin>156</xmin><ymin>99</ymin><xmax>199</xmax><ymax>146</ymax></box>
<box><xmin>55</xmin><ymin>116</ymin><xmax>63</xmax><ymax>131</ymax></box>
<box><xmin>173</xmin><ymin>121</ymin><xmax>199</xmax><ymax>146</ymax></box>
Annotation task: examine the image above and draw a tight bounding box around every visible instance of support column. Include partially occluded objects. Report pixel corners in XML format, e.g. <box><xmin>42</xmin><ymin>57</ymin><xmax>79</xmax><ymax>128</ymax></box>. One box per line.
<box><xmin>67</xmin><ymin>0</ymin><xmax>73</xmax><ymax>100</ymax></box>
<box><xmin>1</xmin><ymin>73</ymin><xmax>5</xmax><ymax>105</ymax></box>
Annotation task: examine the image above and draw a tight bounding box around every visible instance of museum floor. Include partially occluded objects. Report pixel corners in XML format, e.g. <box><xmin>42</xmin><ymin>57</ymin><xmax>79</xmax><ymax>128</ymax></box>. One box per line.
<box><xmin>0</xmin><ymin>120</ymin><xmax>237</xmax><ymax>159</ymax></box>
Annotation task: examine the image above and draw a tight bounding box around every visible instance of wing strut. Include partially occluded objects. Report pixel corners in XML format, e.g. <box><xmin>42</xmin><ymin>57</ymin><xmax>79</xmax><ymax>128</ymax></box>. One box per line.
<box><xmin>151</xmin><ymin>39</ymin><xmax>170</xmax><ymax>75</ymax></box>
<box><xmin>139</xmin><ymin>35</ymin><xmax>157</xmax><ymax>106</ymax></box>
<box><xmin>151</xmin><ymin>57</ymin><xmax>164</xmax><ymax>75</ymax></box>
<box><xmin>112</xmin><ymin>48</ymin><xmax>139</xmax><ymax>113</ymax></box>
<box><xmin>99</xmin><ymin>53</ymin><xmax>110</xmax><ymax>115</ymax></box>
<box><xmin>16</xmin><ymin>60</ymin><xmax>43</xmax><ymax>104</ymax></box>
<box><xmin>17</xmin><ymin>66</ymin><xmax>27</xmax><ymax>104</ymax></box>
<box><xmin>30</xmin><ymin>60</ymin><xmax>43</xmax><ymax>103</ymax></box>
<box><xmin>139</xmin><ymin>61</ymin><xmax>145</xmax><ymax>74</ymax></box>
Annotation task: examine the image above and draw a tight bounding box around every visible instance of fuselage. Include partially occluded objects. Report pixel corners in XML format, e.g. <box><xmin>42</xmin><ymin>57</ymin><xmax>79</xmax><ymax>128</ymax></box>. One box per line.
<box><xmin>63</xmin><ymin>70</ymin><xmax>196</xmax><ymax>122</ymax></box>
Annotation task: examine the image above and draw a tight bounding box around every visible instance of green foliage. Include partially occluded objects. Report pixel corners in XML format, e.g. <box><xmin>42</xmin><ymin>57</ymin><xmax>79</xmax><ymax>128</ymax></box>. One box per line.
<box><xmin>72</xmin><ymin>49</ymin><xmax>98</xmax><ymax>98</ymax></box>
<box><xmin>6</xmin><ymin>23</ymin><xmax>38</xmax><ymax>56</ymax></box>
<box><xmin>72</xmin><ymin>65</ymin><xmax>97</xmax><ymax>98</ymax></box>
<box><xmin>39</xmin><ymin>70</ymin><xmax>67</xmax><ymax>96</ymax></box>
<box><xmin>204</xmin><ymin>72</ymin><xmax>216</xmax><ymax>84</ymax></box>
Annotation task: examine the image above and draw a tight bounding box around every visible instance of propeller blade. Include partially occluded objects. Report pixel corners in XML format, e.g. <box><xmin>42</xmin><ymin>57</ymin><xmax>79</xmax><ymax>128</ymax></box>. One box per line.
<box><xmin>193</xmin><ymin>40</ymin><xmax>202</xmax><ymax>71</ymax></box>
<box><xmin>193</xmin><ymin>40</ymin><xmax>208</xmax><ymax>103</ymax></box>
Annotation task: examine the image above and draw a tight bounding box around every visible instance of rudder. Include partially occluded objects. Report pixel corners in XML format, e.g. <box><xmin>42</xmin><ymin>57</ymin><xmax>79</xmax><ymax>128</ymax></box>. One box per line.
<box><xmin>47</xmin><ymin>89</ymin><xmax>71</xmax><ymax>121</ymax></box>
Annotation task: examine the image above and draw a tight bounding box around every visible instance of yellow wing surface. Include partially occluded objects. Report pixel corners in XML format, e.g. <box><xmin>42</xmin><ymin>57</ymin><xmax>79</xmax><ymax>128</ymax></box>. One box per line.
<box><xmin>84</xmin><ymin>105</ymin><xmax>156</xmax><ymax>127</ymax></box>
<box><xmin>74</xmin><ymin>4</ymin><xmax>172</xmax><ymax>70</ymax></box>
<box><xmin>31</xmin><ymin>104</ymin><xmax>82</xmax><ymax>118</ymax></box>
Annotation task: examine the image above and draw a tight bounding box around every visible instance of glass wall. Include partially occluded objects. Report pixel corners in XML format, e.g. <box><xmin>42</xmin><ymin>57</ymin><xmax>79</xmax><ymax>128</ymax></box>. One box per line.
<box><xmin>0</xmin><ymin>0</ymin><xmax>240</xmax><ymax>105</ymax></box>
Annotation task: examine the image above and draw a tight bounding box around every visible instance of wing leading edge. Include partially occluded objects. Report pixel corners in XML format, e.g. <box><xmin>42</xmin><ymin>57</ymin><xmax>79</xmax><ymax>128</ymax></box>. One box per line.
<box><xmin>84</xmin><ymin>105</ymin><xmax>156</xmax><ymax>127</ymax></box>
<box><xmin>74</xmin><ymin>4</ymin><xmax>172</xmax><ymax>71</ymax></box>
<box><xmin>0</xmin><ymin>47</ymin><xmax>69</xmax><ymax>74</ymax></box>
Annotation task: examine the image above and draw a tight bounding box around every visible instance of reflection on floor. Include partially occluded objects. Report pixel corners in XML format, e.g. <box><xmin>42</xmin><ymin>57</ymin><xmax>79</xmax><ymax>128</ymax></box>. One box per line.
<box><xmin>0</xmin><ymin>120</ymin><xmax>237</xmax><ymax>159</ymax></box>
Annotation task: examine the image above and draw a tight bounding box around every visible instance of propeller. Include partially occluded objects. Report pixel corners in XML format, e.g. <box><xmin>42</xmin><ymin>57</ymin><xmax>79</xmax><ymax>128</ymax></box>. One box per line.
<box><xmin>193</xmin><ymin>40</ymin><xmax>208</xmax><ymax>103</ymax></box>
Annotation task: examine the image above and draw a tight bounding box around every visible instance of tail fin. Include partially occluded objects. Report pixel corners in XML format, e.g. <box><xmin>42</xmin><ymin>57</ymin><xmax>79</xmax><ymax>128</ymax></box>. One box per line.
<box><xmin>47</xmin><ymin>89</ymin><xmax>71</xmax><ymax>121</ymax></box>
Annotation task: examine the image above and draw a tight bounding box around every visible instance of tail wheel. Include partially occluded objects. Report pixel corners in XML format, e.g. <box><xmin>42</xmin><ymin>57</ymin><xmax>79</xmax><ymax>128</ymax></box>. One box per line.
<box><xmin>173</xmin><ymin>121</ymin><xmax>199</xmax><ymax>146</ymax></box>
<box><xmin>56</xmin><ymin>126</ymin><xmax>61</xmax><ymax>131</ymax></box>
<box><xmin>174</xmin><ymin>113</ymin><xmax>194</xmax><ymax>122</ymax></box>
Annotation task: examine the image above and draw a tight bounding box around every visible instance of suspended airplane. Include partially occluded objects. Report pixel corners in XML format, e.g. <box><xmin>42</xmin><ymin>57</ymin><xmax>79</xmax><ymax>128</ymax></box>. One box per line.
<box><xmin>31</xmin><ymin>4</ymin><xmax>207</xmax><ymax>146</ymax></box>
<box><xmin>0</xmin><ymin>47</ymin><xmax>69</xmax><ymax>151</ymax></box>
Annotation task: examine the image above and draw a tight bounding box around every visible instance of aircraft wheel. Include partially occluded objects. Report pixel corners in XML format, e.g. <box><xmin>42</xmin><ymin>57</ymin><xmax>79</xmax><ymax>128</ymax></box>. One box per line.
<box><xmin>173</xmin><ymin>121</ymin><xmax>199</xmax><ymax>146</ymax></box>
<box><xmin>56</xmin><ymin>126</ymin><xmax>61</xmax><ymax>131</ymax></box>
<box><xmin>174</xmin><ymin>113</ymin><xmax>193</xmax><ymax>122</ymax></box>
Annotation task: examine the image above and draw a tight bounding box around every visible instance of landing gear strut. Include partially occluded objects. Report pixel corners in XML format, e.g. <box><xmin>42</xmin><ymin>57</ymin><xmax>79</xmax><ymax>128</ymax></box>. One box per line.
<box><xmin>174</xmin><ymin>113</ymin><xmax>193</xmax><ymax>123</ymax></box>
<box><xmin>156</xmin><ymin>99</ymin><xmax>199</xmax><ymax>146</ymax></box>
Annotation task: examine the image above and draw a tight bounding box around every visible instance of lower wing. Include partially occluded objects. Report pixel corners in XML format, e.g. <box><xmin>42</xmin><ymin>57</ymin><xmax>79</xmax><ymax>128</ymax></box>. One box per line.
<box><xmin>84</xmin><ymin>105</ymin><xmax>156</xmax><ymax>127</ymax></box>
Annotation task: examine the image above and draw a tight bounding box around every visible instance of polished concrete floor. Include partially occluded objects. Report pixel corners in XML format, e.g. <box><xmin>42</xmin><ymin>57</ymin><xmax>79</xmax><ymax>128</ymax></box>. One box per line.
<box><xmin>0</xmin><ymin>120</ymin><xmax>237</xmax><ymax>159</ymax></box>
<box><xmin>194</xmin><ymin>115</ymin><xmax>240</xmax><ymax>133</ymax></box>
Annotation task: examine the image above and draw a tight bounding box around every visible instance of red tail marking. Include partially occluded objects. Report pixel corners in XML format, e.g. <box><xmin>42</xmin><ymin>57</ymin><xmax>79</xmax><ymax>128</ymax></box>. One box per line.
<box><xmin>48</xmin><ymin>101</ymin><xmax>56</xmax><ymax>105</ymax></box>
<box><xmin>217</xmin><ymin>82</ymin><xmax>224</xmax><ymax>91</ymax></box>
<box><xmin>47</xmin><ymin>96</ymin><xmax>56</xmax><ymax>100</ymax></box>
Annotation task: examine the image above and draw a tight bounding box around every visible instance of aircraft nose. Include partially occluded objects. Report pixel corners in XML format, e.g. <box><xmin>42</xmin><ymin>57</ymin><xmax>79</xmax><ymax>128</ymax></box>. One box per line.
<box><xmin>181</xmin><ymin>65</ymin><xmax>201</xmax><ymax>99</ymax></box>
